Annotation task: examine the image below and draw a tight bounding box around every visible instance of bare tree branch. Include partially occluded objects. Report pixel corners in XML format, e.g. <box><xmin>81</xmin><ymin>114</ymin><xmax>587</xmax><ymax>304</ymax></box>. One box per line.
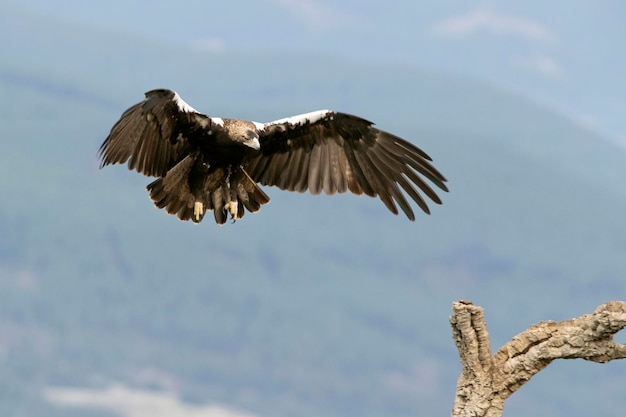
<box><xmin>450</xmin><ymin>300</ymin><xmax>626</xmax><ymax>417</ymax></box>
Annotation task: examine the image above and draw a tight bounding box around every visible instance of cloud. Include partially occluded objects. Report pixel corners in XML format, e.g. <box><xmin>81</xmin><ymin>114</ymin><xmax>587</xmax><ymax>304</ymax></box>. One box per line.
<box><xmin>0</xmin><ymin>267</ymin><xmax>38</xmax><ymax>290</ymax></box>
<box><xmin>430</xmin><ymin>10</ymin><xmax>558</xmax><ymax>45</ymax></box>
<box><xmin>513</xmin><ymin>54</ymin><xmax>564</xmax><ymax>78</ymax></box>
<box><xmin>44</xmin><ymin>385</ymin><xmax>259</xmax><ymax>417</ymax></box>
<box><xmin>270</xmin><ymin>0</ymin><xmax>352</xmax><ymax>29</ymax></box>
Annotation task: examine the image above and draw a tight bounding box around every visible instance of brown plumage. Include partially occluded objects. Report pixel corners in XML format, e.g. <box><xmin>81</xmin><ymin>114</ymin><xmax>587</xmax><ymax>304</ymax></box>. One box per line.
<box><xmin>99</xmin><ymin>88</ymin><xmax>448</xmax><ymax>225</ymax></box>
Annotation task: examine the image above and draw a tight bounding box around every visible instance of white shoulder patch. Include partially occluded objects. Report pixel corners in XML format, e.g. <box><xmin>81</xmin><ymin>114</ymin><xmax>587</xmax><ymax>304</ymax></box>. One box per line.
<box><xmin>172</xmin><ymin>91</ymin><xmax>198</xmax><ymax>113</ymax></box>
<box><xmin>265</xmin><ymin>110</ymin><xmax>332</xmax><ymax>127</ymax></box>
<box><xmin>251</xmin><ymin>121</ymin><xmax>265</xmax><ymax>131</ymax></box>
<box><xmin>211</xmin><ymin>117</ymin><xmax>224</xmax><ymax>127</ymax></box>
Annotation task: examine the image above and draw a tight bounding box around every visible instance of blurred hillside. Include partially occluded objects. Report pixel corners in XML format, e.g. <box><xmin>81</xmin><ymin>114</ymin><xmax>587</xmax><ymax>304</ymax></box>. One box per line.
<box><xmin>1</xmin><ymin>2</ymin><xmax>626</xmax><ymax>417</ymax></box>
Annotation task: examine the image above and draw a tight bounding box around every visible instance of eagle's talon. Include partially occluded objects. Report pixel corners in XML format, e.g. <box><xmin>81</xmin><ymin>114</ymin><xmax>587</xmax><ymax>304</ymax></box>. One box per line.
<box><xmin>193</xmin><ymin>202</ymin><xmax>203</xmax><ymax>221</ymax></box>
<box><xmin>224</xmin><ymin>201</ymin><xmax>239</xmax><ymax>221</ymax></box>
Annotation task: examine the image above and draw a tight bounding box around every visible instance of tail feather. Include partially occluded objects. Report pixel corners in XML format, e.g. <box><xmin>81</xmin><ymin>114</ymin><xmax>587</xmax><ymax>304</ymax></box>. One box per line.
<box><xmin>146</xmin><ymin>161</ymin><xmax>270</xmax><ymax>225</ymax></box>
<box><xmin>211</xmin><ymin>186</ymin><xmax>227</xmax><ymax>225</ymax></box>
<box><xmin>236</xmin><ymin>169</ymin><xmax>270</xmax><ymax>213</ymax></box>
<box><xmin>146</xmin><ymin>155</ymin><xmax>201</xmax><ymax>222</ymax></box>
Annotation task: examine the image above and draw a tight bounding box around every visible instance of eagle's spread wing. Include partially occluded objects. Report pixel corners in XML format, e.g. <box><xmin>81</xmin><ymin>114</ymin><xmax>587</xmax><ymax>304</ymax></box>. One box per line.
<box><xmin>244</xmin><ymin>110</ymin><xmax>448</xmax><ymax>220</ymax></box>
<box><xmin>99</xmin><ymin>89</ymin><xmax>211</xmax><ymax>177</ymax></box>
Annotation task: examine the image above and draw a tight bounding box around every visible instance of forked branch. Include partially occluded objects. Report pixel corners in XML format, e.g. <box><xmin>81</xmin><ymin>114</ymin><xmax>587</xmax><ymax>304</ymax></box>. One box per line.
<box><xmin>450</xmin><ymin>300</ymin><xmax>626</xmax><ymax>417</ymax></box>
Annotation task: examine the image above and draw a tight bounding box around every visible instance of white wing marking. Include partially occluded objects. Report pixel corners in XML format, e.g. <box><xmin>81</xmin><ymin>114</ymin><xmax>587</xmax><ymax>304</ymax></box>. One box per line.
<box><xmin>172</xmin><ymin>91</ymin><xmax>223</xmax><ymax>126</ymax></box>
<box><xmin>251</xmin><ymin>121</ymin><xmax>265</xmax><ymax>131</ymax></box>
<box><xmin>172</xmin><ymin>91</ymin><xmax>198</xmax><ymax>113</ymax></box>
<box><xmin>211</xmin><ymin>117</ymin><xmax>224</xmax><ymax>127</ymax></box>
<box><xmin>264</xmin><ymin>110</ymin><xmax>332</xmax><ymax>127</ymax></box>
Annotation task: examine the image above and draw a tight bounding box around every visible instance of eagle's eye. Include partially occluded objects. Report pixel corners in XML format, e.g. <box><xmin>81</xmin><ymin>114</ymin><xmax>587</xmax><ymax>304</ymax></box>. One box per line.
<box><xmin>245</xmin><ymin>129</ymin><xmax>259</xmax><ymax>140</ymax></box>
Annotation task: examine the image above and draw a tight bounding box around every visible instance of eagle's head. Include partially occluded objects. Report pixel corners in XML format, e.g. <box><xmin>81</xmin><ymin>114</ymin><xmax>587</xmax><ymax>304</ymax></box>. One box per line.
<box><xmin>223</xmin><ymin>119</ymin><xmax>261</xmax><ymax>151</ymax></box>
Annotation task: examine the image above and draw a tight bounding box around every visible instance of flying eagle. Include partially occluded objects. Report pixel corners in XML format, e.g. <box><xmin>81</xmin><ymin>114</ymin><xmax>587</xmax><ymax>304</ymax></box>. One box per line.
<box><xmin>99</xmin><ymin>89</ymin><xmax>448</xmax><ymax>225</ymax></box>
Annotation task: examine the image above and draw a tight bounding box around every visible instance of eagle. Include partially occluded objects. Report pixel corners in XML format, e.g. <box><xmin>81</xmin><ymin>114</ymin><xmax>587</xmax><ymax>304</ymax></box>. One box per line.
<box><xmin>99</xmin><ymin>89</ymin><xmax>448</xmax><ymax>225</ymax></box>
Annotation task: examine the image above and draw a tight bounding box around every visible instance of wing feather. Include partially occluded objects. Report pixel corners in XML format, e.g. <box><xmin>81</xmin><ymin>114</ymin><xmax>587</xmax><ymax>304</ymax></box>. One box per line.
<box><xmin>280</xmin><ymin>147</ymin><xmax>305</xmax><ymax>192</ymax></box>
<box><xmin>341</xmin><ymin>142</ymin><xmax>372</xmax><ymax>196</ymax></box>
<box><xmin>377</xmin><ymin>136</ymin><xmax>448</xmax><ymax>191</ymax></box>
<box><xmin>320</xmin><ymin>140</ymin><xmax>335</xmax><ymax>195</ymax></box>
<box><xmin>290</xmin><ymin>147</ymin><xmax>310</xmax><ymax>193</ymax></box>
<box><xmin>351</xmin><ymin>148</ymin><xmax>397</xmax><ymax>213</ymax></box>
<box><xmin>244</xmin><ymin>110</ymin><xmax>447</xmax><ymax>219</ymax></box>
<box><xmin>328</xmin><ymin>141</ymin><xmax>347</xmax><ymax>194</ymax></box>
<box><xmin>366</xmin><ymin>148</ymin><xmax>426</xmax><ymax>217</ymax></box>
<box><xmin>99</xmin><ymin>89</ymin><xmax>207</xmax><ymax>177</ymax></box>
<box><xmin>307</xmin><ymin>143</ymin><xmax>323</xmax><ymax>195</ymax></box>
<box><xmin>367</xmin><ymin>138</ymin><xmax>441</xmax><ymax>208</ymax></box>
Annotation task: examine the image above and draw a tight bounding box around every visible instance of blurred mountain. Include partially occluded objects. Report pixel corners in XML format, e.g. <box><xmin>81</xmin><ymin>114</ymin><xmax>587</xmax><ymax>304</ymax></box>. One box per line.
<box><xmin>1</xmin><ymin>2</ymin><xmax>625</xmax><ymax>417</ymax></box>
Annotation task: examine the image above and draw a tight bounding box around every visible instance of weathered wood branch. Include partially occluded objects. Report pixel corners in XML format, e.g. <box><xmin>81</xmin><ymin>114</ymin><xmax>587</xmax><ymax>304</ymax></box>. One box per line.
<box><xmin>450</xmin><ymin>300</ymin><xmax>626</xmax><ymax>417</ymax></box>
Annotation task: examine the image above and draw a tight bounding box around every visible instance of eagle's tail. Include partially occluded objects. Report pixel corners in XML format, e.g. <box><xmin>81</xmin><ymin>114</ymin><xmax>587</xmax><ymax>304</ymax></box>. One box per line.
<box><xmin>146</xmin><ymin>155</ymin><xmax>200</xmax><ymax>222</ymax></box>
<box><xmin>146</xmin><ymin>158</ymin><xmax>270</xmax><ymax>225</ymax></box>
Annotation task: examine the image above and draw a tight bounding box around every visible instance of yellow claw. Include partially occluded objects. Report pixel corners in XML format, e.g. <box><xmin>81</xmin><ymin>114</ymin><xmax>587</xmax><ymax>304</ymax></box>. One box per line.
<box><xmin>194</xmin><ymin>202</ymin><xmax>203</xmax><ymax>221</ymax></box>
<box><xmin>224</xmin><ymin>201</ymin><xmax>239</xmax><ymax>220</ymax></box>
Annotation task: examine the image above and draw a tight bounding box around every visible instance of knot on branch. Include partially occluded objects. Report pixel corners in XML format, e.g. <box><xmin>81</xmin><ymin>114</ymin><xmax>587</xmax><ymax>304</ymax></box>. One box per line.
<box><xmin>591</xmin><ymin>301</ymin><xmax>626</xmax><ymax>336</ymax></box>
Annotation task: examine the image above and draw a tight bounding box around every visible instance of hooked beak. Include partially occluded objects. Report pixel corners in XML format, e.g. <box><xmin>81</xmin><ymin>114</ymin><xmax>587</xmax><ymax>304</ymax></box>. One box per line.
<box><xmin>244</xmin><ymin>130</ymin><xmax>261</xmax><ymax>151</ymax></box>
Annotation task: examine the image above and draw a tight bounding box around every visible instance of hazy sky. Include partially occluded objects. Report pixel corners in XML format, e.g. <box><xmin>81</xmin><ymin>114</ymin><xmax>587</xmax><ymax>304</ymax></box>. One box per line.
<box><xmin>13</xmin><ymin>0</ymin><xmax>626</xmax><ymax>147</ymax></box>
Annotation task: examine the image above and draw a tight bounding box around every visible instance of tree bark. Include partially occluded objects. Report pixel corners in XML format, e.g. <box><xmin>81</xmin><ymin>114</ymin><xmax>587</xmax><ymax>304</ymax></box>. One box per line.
<box><xmin>450</xmin><ymin>300</ymin><xmax>626</xmax><ymax>417</ymax></box>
